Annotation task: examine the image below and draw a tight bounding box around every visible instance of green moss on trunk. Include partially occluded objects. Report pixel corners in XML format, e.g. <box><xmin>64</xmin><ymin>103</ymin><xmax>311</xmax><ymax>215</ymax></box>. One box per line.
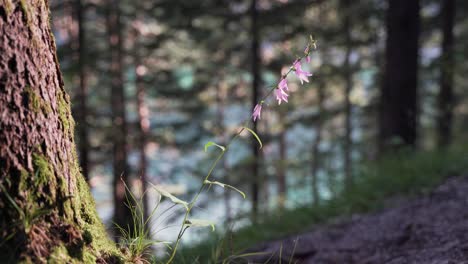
<box><xmin>24</xmin><ymin>86</ymin><xmax>52</xmax><ymax>115</ymax></box>
<box><xmin>1</xmin><ymin>0</ymin><xmax>14</xmax><ymax>16</ymax></box>
<box><xmin>56</xmin><ymin>89</ymin><xmax>74</xmax><ymax>135</ymax></box>
<box><xmin>73</xmin><ymin>176</ymin><xmax>121</xmax><ymax>259</ymax></box>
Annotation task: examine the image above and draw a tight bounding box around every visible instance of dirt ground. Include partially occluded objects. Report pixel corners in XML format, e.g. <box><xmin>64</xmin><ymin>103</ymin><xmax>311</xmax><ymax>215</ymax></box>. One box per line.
<box><xmin>249</xmin><ymin>175</ymin><xmax>468</xmax><ymax>264</ymax></box>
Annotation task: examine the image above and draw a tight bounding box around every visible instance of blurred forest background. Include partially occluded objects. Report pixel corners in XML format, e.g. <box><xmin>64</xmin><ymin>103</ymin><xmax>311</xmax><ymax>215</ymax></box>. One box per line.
<box><xmin>48</xmin><ymin>0</ymin><xmax>468</xmax><ymax>252</ymax></box>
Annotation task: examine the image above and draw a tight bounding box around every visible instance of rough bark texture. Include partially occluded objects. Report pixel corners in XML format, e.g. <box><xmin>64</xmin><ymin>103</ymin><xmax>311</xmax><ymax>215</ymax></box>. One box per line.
<box><xmin>437</xmin><ymin>0</ymin><xmax>455</xmax><ymax>148</ymax></box>
<box><xmin>378</xmin><ymin>0</ymin><xmax>420</xmax><ymax>153</ymax></box>
<box><xmin>0</xmin><ymin>0</ymin><xmax>120</xmax><ymax>262</ymax></box>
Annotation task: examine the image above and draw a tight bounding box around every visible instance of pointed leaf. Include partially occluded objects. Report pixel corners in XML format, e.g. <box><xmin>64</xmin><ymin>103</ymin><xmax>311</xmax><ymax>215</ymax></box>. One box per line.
<box><xmin>204</xmin><ymin>141</ymin><xmax>226</xmax><ymax>152</ymax></box>
<box><xmin>242</xmin><ymin>127</ymin><xmax>263</xmax><ymax>149</ymax></box>
<box><xmin>185</xmin><ymin>219</ymin><xmax>215</xmax><ymax>231</ymax></box>
<box><xmin>204</xmin><ymin>180</ymin><xmax>246</xmax><ymax>199</ymax></box>
<box><xmin>149</xmin><ymin>183</ymin><xmax>189</xmax><ymax>211</ymax></box>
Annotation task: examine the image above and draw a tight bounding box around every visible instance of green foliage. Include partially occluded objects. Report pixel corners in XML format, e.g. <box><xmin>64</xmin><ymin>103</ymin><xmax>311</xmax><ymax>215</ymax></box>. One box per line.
<box><xmin>177</xmin><ymin>145</ymin><xmax>468</xmax><ymax>262</ymax></box>
<box><xmin>184</xmin><ymin>219</ymin><xmax>216</xmax><ymax>232</ymax></box>
<box><xmin>149</xmin><ymin>182</ymin><xmax>189</xmax><ymax>211</ymax></box>
<box><xmin>204</xmin><ymin>141</ymin><xmax>226</xmax><ymax>153</ymax></box>
<box><xmin>242</xmin><ymin>127</ymin><xmax>263</xmax><ymax>149</ymax></box>
<box><xmin>116</xmin><ymin>181</ymin><xmax>172</xmax><ymax>264</ymax></box>
<box><xmin>0</xmin><ymin>184</ymin><xmax>49</xmax><ymax>236</ymax></box>
<box><xmin>204</xmin><ymin>180</ymin><xmax>246</xmax><ymax>199</ymax></box>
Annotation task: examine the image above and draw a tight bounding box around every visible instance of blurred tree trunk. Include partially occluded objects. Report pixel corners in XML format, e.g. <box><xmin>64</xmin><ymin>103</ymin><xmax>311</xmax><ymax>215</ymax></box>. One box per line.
<box><xmin>106</xmin><ymin>0</ymin><xmax>133</xmax><ymax>236</ymax></box>
<box><xmin>277</xmin><ymin>111</ymin><xmax>287</xmax><ymax>209</ymax></box>
<box><xmin>341</xmin><ymin>0</ymin><xmax>353</xmax><ymax>189</ymax></box>
<box><xmin>378</xmin><ymin>0</ymin><xmax>420</xmax><ymax>154</ymax></box>
<box><xmin>437</xmin><ymin>0</ymin><xmax>455</xmax><ymax>148</ymax></box>
<box><xmin>250</xmin><ymin>0</ymin><xmax>260</xmax><ymax>221</ymax></box>
<box><xmin>0</xmin><ymin>1</ymin><xmax>119</xmax><ymax>262</ymax></box>
<box><xmin>133</xmin><ymin>5</ymin><xmax>150</xmax><ymax>227</ymax></box>
<box><xmin>215</xmin><ymin>79</ymin><xmax>231</xmax><ymax>221</ymax></box>
<box><xmin>75</xmin><ymin>0</ymin><xmax>90</xmax><ymax>182</ymax></box>
<box><xmin>311</xmin><ymin>82</ymin><xmax>325</xmax><ymax>206</ymax></box>
<box><xmin>135</xmin><ymin>47</ymin><xmax>150</xmax><ymax>222</ymax></box>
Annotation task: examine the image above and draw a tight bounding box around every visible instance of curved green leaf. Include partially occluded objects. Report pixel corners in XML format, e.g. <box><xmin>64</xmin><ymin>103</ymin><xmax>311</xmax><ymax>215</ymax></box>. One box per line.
<box><xmin>185</xmin><ymin>219</ymin><xmax>215</xmax><ymax>231</ymax></box>
<box><xmin>204</xmin><ymin>141</ymin><xmax>226</xmax><ymax>152</ymax></box>
<box><xmin>242</xmin><ymin>127</ymin><xmax>263</xmax><ymax>149</ymax></box>
<box><xmin>149</xmin><ymin>183</ymin><xmax>189</xmax><ymax>211</ymax></box>
<box><xmin>204</xmin><ymin>180</ymin><xmax>246</xmax><ymax>199</ymax></box>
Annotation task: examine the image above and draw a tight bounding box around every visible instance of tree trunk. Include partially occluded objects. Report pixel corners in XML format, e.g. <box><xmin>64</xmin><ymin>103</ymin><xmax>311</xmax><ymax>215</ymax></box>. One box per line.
<box><xmin>215</xmin><ymin>80</ymin><xmax>231</xmax><ymax>221</ymax></box>
<box><xmin>132</xmin><ymin>0</ymin><xmax>150</xmax><ymax>227</ymax></box>
<box><xmin>75</xmin><ymin>0</ymin><xmax>89</xmax><ymax>182</ymax></box>
<box><xmin>106</xmin><ymin>0</ymin><xmax>133</xmax><ymax>236</ymax></box>
<box><xmin>311</xmin><ymin>82</ymin><xmax>325</xmax><ymax>206</ymax></box>
<box><xmin>250</xmin><ymin>0</ymin><xmax>260</xmax><ymax>221</ymax></box>
<box><xmin>378</xmin><ymin>0</ymin><xmax>420</xmax><ymax>153</ymax></box>
<box><xmin>277</xmin><ymin>111</ymin><xmax>287</xmax><ymax>209</ymax></box>
<box><xmin>437</xmin><ymin>0</ymin><xmax>455</xmax><ymax>148</ymax></box>
<box><xmin>0</xmin><ymin>1</ymin><xmax>119</xmax><ymax>262</ymax></box>
<box><xmin>135</xmin><ymin>40</ymin><xmax>150</xmax><ymax>223</ymax></box>
<box><xmin>341</xmin><ymin>0</ymin><xmax>353</xmax><ymax>189</ymax></box>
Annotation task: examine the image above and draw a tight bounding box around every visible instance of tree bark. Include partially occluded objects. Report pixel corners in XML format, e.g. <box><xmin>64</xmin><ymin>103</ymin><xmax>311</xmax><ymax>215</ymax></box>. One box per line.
<box><xmin>437</xmin><ymin>0</ymin><xmax>455</xmax><ymax>148</ymax></box>
<box><xmin>0</xmin><ymin>1</ymin><xmax>119</xmax><ymax>262</ymax></box>
<box><xmin>106</xmin><ymin>0</ymin><xmax>133</xmax><ymax>236</ymax></box>
<box><xmin>378</xmin><ymin>0</ymin><xmax>420</xmax><ymax>154</ymax></box>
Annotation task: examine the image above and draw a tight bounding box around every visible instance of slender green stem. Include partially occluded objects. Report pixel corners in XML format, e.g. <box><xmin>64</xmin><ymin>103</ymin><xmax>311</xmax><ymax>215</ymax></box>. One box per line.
<box><xmin>165</xmin><ymin>43</ymin><xmax>315</xmax><ymax>264</ymax></box>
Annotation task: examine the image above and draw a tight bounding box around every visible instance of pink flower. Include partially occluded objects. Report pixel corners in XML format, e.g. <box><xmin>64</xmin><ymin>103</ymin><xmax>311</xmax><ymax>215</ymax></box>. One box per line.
<box><xmin>275</xmin><ymin>87</ymin><xmax>289</xmax><ymax>105</ymax></box>
<box><xmin>278</xmin><ymin>78</ymin><xmax>288</xmax><ymax>91</ymax></box>
<box><xmin>275</xmin><ymin>78</ymin><xmax>289</xmax><ymax>105</ymax></box>
<box><xmin>304</xmin><ymin>47</ymin><xmax>311</xmax><ymax>63</ymax></box>
<box><xmin>293</xmin><ymin>60</ymin><xmax>312</xmax><ymax>84</ymax></box>
<box><xmin>252</xmin><ymin>103</ymin><xmax>262</xmax><ymax>122</ymax></box>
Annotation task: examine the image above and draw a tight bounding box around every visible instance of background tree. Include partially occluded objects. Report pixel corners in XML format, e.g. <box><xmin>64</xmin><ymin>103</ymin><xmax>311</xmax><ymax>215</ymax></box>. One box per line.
<box><xmin>341</xmin><ymin>0</ymin><xmax>353</xmax><ymax>188</ymax></box>
<box><xmin>74</xmin><ymin>0</ymin><xmax>90</xmax><ymax>182</ymax></box>
<box><xmin>250</xmin><ymin>0</ymin><xmax>261</xmax><ymax>219</ymax></box>
<box><xmin>310</xmin><ymin>80</ymin><xmax>325</xmax><ymax>206</ymax></box>
<box><xmin>378</xmin><ymin>0</ymin><xmax>420</xmax><ymax>153</ymax></box>
<box><xmin>437</xmin><ymin>0</ymin><xmax>455</xmax><ymax>147</ymax></box>
<box><xmin>133</xmin><ymin>4</ymin><xmax>151</xmax><ymax>223</ymax></box>
<box><xmin>106</xmin><ymin>0</ymin><xmax>133</xmax><ymax>235</ymax></box>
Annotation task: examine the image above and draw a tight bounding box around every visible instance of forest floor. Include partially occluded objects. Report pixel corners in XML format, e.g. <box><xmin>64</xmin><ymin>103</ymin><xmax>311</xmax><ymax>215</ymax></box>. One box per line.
<box><xmin>249</xmin><ymin>175</ymin><xmax>468</xmax><ymax>264</ymax></box>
